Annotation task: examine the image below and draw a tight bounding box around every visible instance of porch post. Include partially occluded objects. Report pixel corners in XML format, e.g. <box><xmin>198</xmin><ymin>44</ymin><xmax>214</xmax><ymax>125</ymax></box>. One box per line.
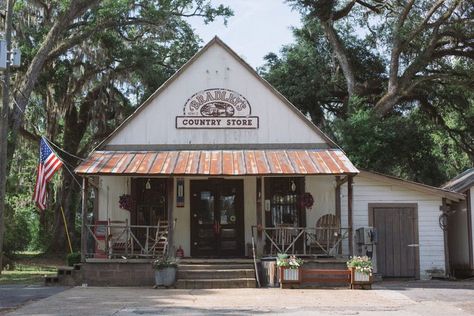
<box><xmin>348</xmin><ymin>175</ymin><xmax>354</xmax><ymax>256</ymax></box>
<box><xmin>167</xmin><ymin>177</ymin><xmax>174</xmax><ymax>256</ymax></box>
<box><xmin>335</xmin><ymin>176</ymin><xmax>341</xmax><ymax>254</ymax></box>
<box><xmin>335</xmin><ymin>176</ymin><xmax>341</xmax><ymax>219</ymax></box>
<box><xmin>81</xmin><ymin>177</ymin><xmax>88</xmax><ymax>262</ymax></box>
<box><xmin>256</xmin><ymin>177</ymin><xmax>263</xmax><ymax>256</ymax></box>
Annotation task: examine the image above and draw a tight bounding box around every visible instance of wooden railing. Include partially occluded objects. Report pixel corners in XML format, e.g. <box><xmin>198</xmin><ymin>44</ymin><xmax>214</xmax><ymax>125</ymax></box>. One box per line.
<box><xmin>251</xmin><ymin>226</ymin><xmax>351</xmax><ymax>257</ymax></box>
<box><xmin>85</xmin><ymin>223</ymin><xmax>169</xmax><ymax>259</ymax></box>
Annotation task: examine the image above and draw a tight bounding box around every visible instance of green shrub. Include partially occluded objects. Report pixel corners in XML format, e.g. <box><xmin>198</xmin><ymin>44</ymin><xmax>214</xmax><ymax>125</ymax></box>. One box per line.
<box><xmin>66</xmin><ymin>252</ymin><xmax>81</xmax><ymax>266</ymax></box>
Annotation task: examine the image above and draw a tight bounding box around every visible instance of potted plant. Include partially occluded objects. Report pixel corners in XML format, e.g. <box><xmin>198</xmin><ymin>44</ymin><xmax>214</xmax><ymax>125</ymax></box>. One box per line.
<box><xmin>276</xmin><ymin>253</ymin><xmax>303</xmax><ymax>288</ymax></box>
<box><xmin>346</xmin><ymin>256</ymin><xmax>373</xmax><ymax>289</ymax></box>
<box><xmin>152</xmin><ymin>256</ymin><xmax>177</xmax><ymax>288</ymax></box>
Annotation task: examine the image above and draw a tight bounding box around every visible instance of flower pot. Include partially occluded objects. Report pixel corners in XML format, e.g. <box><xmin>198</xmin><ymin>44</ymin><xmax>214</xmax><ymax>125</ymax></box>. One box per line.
<box><xmin>282</xmin><ymin>268</ymin><xmax>300</xmax><ymax>281</ymax></box>
<box><xmin>155</xmin><ymin>266</ymin><xmax>177</xmax><ymax>287</ymax></box>
<box><xmin>349</xmin><ymin>267</ymin><xmax>372</xmax><ymax>289</ymax></box>
<box><xmin>354</xmin><ymin>270</ymin><xmax>370</xmax><ymax>282</ymax></box>
<box><xmin>279</xmin><ymin>267</ymin><xmax>301</xmax><ymax>288</ymax></box>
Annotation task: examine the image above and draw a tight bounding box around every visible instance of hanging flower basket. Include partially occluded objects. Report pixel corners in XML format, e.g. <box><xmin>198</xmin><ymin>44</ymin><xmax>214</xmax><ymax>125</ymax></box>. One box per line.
<box><xmin>119</xmin><ymin>194</ymin><xmax>135</xmax><ymax>211</ymax></box>
<box><xmin>299</xmin><ymin>192</ymin><xmax>314</xmax><ymax>209</ymax></box>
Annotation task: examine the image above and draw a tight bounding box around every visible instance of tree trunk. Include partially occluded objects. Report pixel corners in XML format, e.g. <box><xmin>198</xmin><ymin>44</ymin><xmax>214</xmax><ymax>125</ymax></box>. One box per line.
<box><xmin>320</xmin><ymin>20</ymin><xmax>357</xmax><ymax>98</ymax></box>
<box><xmin>47</xmin><ymin>88</ymin><xmax>97</xmax><ymax>252</ymax></box>
<box><xmin>0</xmin><ymin>0</ymin><xmax>14</xmax><ymax>275</ymax></box>
<box><xmin>374</xmin><ymin>91</ymin><xmax>402</xmax><ymax>116</ymax></box>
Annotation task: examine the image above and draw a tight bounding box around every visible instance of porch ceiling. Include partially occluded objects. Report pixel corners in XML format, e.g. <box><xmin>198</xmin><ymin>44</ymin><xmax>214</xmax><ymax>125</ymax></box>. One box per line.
<box><xmin>75</xmin><ymin>149</ymin><xmax>359</xmax><ymax>176</ymax></box>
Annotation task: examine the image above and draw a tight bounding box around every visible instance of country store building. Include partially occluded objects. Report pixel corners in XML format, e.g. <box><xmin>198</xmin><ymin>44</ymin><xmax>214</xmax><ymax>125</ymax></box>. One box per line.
<box><xmin>74</xmin><ymin>37</ymin><xmax>465</xmax><ymax>287</ymax></box>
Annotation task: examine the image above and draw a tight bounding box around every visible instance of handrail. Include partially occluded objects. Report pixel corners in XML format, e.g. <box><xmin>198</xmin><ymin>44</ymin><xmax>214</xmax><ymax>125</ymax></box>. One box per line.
<box><xmin>251</xmin><ymin>226</ymin><xmax>351</xmax><ymax>257</ymax></box>
<box><xmin>85</xmin><ymin>223</ymin><xmax>168</xmax><ymax>259</ymax></box>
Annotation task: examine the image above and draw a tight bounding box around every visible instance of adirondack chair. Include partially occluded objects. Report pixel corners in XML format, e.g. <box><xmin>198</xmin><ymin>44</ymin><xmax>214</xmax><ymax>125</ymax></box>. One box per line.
<box><xmin>107</xmin><ymin>218</ymin><xmax>133</xmax><ymax>258</ymax></box>
<box><xmin>308</xmin><ymin>214</ymin><xmax>342</xmax><ymax>256</ymax></box>
<box><xmin>270</xmin><ymin>224</ymin><xmax>295</xmax><ymax>255</ymax></box>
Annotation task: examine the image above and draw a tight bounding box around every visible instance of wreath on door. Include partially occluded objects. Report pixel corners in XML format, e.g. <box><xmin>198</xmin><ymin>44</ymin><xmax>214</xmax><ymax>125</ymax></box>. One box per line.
<box><xmin>299</xmin><ymin>192</ymin><xmax>314</xmax><ymax>209</ymax></box>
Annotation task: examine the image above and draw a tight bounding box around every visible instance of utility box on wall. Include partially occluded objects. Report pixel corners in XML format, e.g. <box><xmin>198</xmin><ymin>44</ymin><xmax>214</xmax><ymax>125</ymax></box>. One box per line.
<box><xmin>356</xmin><ymin>227</ymin><xmax>377</xmax><ymax>245</ymax></box>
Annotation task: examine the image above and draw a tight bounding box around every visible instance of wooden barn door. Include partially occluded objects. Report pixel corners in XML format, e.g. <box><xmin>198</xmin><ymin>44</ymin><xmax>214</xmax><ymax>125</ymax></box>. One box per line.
<box><xmin>370</xmin><ymin>204</ymin><xmax>419</xmax><ymax>279</ymax></box>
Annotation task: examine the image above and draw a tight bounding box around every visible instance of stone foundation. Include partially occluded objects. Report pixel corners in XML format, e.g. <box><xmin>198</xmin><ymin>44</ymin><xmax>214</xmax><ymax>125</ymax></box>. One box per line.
<box><xmin>78</xmin><ymin>262</ymin><xmax>155</xmax><ymax>287</ymax></box>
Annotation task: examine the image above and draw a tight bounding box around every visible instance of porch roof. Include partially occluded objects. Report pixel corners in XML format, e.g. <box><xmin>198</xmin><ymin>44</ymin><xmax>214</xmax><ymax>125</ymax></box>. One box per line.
<box><xmin>75</xmin><ymin>149</ymin><xmax>358</xmax><ymax>176</ymax></box>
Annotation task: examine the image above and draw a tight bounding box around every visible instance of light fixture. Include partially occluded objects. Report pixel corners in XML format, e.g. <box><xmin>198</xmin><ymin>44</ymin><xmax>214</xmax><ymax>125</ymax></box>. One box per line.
<box><xmin>145</xmin><ymin>179</ymin><xmax>151</xmax><ymax>190</ymax></box>
<box><xmin>290</xmin><ymin>180</ymin><xmax>296</xmax><ymax>192</ymax></box>
<box><xmin>90</xmin><ymin>189</ymin><xmax>95</xmax><ymax>199</ymax></box>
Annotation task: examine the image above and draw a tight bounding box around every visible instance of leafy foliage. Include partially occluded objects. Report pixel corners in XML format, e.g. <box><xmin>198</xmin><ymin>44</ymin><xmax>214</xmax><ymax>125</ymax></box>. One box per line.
<box><xmin>261</xmin><ymin>13</ymin><xmax>473</xmax><ymax>185</ymax></box>
<box><xmin>2</xmin><ymin>0</ymin><xmax>233</xmax><ymax>253</ymax></box>
<box><xmin>276</xmin><ymin>253</ymin><xmax>304</xmax><ymax>269</ymax></box>
<box><xmin>346</xmin><ymin>256</ymin><xmax>373</xmax><ymax>275</ymax></box>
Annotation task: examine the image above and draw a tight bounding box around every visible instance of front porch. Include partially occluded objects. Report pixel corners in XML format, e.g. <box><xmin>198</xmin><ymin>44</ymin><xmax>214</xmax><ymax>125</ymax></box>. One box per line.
<box><xmin>76</xmin><ymin>149</ymin><xmax>359</xmax><ymax>265</ymax></box>
<box><xmin>82</xmin><ymin>222</ymin><xmax>352</xmax><ymax>261</ymax></box>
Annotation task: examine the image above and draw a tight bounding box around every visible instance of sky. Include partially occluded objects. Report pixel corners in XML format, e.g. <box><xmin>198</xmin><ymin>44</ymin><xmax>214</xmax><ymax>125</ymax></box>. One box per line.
<box><xmin>188</xmin><ymin>0</ymin><xmax>302</xmax><ymax>69</ymax></box>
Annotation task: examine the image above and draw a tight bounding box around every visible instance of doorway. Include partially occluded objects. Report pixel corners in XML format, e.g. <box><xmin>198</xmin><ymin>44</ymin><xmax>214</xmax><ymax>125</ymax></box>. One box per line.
<box><xmin>369</xmin><ymin>203</ymin><xmax>419</xmax><ymax>279</ymax></box>
<box><xmin>190</xmin><ymin>179</ymin><xmax>244</xmax><ymax>257</ymax></box>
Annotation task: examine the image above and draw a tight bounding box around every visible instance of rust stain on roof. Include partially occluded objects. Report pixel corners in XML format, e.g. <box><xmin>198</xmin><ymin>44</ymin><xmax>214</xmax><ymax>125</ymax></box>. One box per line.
<box><xmin>76</xmin><ymin>149</ymin><xmax>359</xmax><ymax>176</ymax></box>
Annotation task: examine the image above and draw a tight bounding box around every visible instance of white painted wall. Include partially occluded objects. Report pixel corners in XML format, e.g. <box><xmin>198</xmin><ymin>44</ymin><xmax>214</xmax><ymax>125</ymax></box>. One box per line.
<box><xmin>341</xmin><ymin>174</ymin><xmax>446</xmax><ymax>279</ymax></box>
<box><xmin>471</xmin><ymin>187</ymin><xmax>474</xmax><ymax>268</ymax></box>
<box><xmin>97</xmin><ymin>176</ymin><xmax>131</xmax><ymax>222</ymax></box>
<box><xmin>106</xmin><ymin>43</ymin><xmax>327</xmax><ymax>147</ymax></box>
<box><xmin>305</xmin><ymin>176</ymin><xmax>336</xmax><ymax>227</ymax></box>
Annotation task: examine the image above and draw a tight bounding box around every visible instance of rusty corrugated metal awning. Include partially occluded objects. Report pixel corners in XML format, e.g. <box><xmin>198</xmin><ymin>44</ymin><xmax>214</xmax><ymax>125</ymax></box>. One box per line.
<box><xmin>75</xmin><ymin>149</ymin><xmax>358</xmax><ymax>176</ymax></box>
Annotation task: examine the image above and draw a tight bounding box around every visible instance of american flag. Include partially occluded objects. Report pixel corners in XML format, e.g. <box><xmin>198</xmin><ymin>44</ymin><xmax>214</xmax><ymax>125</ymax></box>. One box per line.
<box><xmin>33</xmin><ymin>137</ymin><xmax>63</xmax><ymax>211</ymax></box>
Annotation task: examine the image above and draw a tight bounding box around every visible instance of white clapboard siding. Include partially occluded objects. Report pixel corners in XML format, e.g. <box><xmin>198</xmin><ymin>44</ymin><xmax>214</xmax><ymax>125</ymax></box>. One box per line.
<box><xmin>98</xmin><ymin>176</ymin><xmax>130</xmax><ymax>222</ymax></box>
<box><xmin>341</xmin><ymin>175</ymin><xmax>445</xmax><ymax>279</ymax></box>
<box><xmin>106</xmin><ymin>40</ymin><xmax>328</xmax><ymax>147</ymax></box>
<box><xmin>472</xmin><ymin>187</ymin><xmax>474</xmax><ymax>267</ymax></box>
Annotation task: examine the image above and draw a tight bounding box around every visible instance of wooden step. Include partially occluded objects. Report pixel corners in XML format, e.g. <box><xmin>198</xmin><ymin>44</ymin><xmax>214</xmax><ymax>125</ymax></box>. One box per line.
<box><xmin>175</xmin><ymin>278</ymin><xmax>256</xmax><ymax>289</ymax></box>
<box><xmin>177</xmin><ymin>269</ymin><xmax>255</xmax><ymax>279</ymax></box>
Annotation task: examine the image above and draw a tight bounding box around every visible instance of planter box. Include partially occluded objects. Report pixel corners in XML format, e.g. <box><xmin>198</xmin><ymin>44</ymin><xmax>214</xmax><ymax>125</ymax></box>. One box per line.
<box><xmin>279</xmin><ymin>267</ymin><xmax>301</xmax><ymax>288</ymax></box>
<box><xmin>155</xmin><ymin>267</ymin><xmax>177</xmax><ymax>287</ymax></box>
<box><xmin>349</xmin><ymin>268</ymin><xmax>372</xmax><ymax>289</ymax></box>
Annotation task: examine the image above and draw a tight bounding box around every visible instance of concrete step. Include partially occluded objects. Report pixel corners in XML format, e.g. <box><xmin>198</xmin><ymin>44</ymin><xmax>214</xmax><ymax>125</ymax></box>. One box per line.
<box><xmin>57</xmin><ymin>266</ymin><xmax>74</xmax><ymax>276</ymax></box>
<box><xmin>177</xmin><ymin>269</ymin><xmax>255</xmax><ymax>279</ymax></box>
<box><xmin>178</xmin><ymin>264</ymin><xmax>254</xmax><ymax>270</ymax></box>
<box><xmin>175</xmin><ymin>278</ymin><xmax>256</xmax><ymax>289</ymax></box>
<box><xmin>178</xmin><ymin>259</ymin><xmax>254</xmax><ymax>264</ymax></box>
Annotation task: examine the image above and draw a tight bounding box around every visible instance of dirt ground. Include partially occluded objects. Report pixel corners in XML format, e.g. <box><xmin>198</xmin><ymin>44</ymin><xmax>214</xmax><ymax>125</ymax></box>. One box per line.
<box><xmin>5</xmin><ymin>279</ymin><xmax>474</xmax><ymax>316</ymax></box>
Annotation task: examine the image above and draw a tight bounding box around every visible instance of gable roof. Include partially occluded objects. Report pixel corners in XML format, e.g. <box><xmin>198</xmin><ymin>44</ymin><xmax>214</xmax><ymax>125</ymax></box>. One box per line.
<box><xmin>359</xmin><ymin>169</ymin><xmax>465</xmax><ymax>201</ymax></box>
<box><xmin>441</xmin><ymin>168</ymin><xmax>474</xmax><ymax>193</ymax></box>
<box><xmin>96</xmin><ymin>36</ymin><xmax>338</xmax><ymax>150</ymax></box>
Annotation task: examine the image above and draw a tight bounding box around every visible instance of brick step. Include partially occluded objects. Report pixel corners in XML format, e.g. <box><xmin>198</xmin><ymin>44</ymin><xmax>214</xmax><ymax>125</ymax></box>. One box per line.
<box><xmin>57</xmin><ymin>266</ymin><xmax>75</xmax><ymax>276</ymax></box>
<box><xmin>177</xmin><ymin>269</ymin><xmax>255</xmax><ymax>279</ymax></box>
<box><xmin>178</xmin><ymin>264</ymin><xmax>254</xmax><ymax>270</ymax></box>
<box><xmin>44</xmin><ymin>275</ymin><xmax>59</xmax><ymax>285</ymax></box>
<box><xmin>175</xmin><ymin>278</ymin><xmax>256</xmax><ymax>289</ymax></box>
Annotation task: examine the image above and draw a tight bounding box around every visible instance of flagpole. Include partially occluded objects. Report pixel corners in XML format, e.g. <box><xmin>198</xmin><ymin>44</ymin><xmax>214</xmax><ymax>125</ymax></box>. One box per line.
<box><xmin>60</xmin><ymin>206</ymin><xmax>73</xmax><ymax>254</ymax></box>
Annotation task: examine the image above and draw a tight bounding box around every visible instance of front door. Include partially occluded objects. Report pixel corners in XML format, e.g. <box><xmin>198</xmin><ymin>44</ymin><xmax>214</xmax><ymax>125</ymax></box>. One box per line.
<box><xmin>190</xmin><ymin>180</ymin><xmax>244</xmax><ymax>257</ymax></box>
